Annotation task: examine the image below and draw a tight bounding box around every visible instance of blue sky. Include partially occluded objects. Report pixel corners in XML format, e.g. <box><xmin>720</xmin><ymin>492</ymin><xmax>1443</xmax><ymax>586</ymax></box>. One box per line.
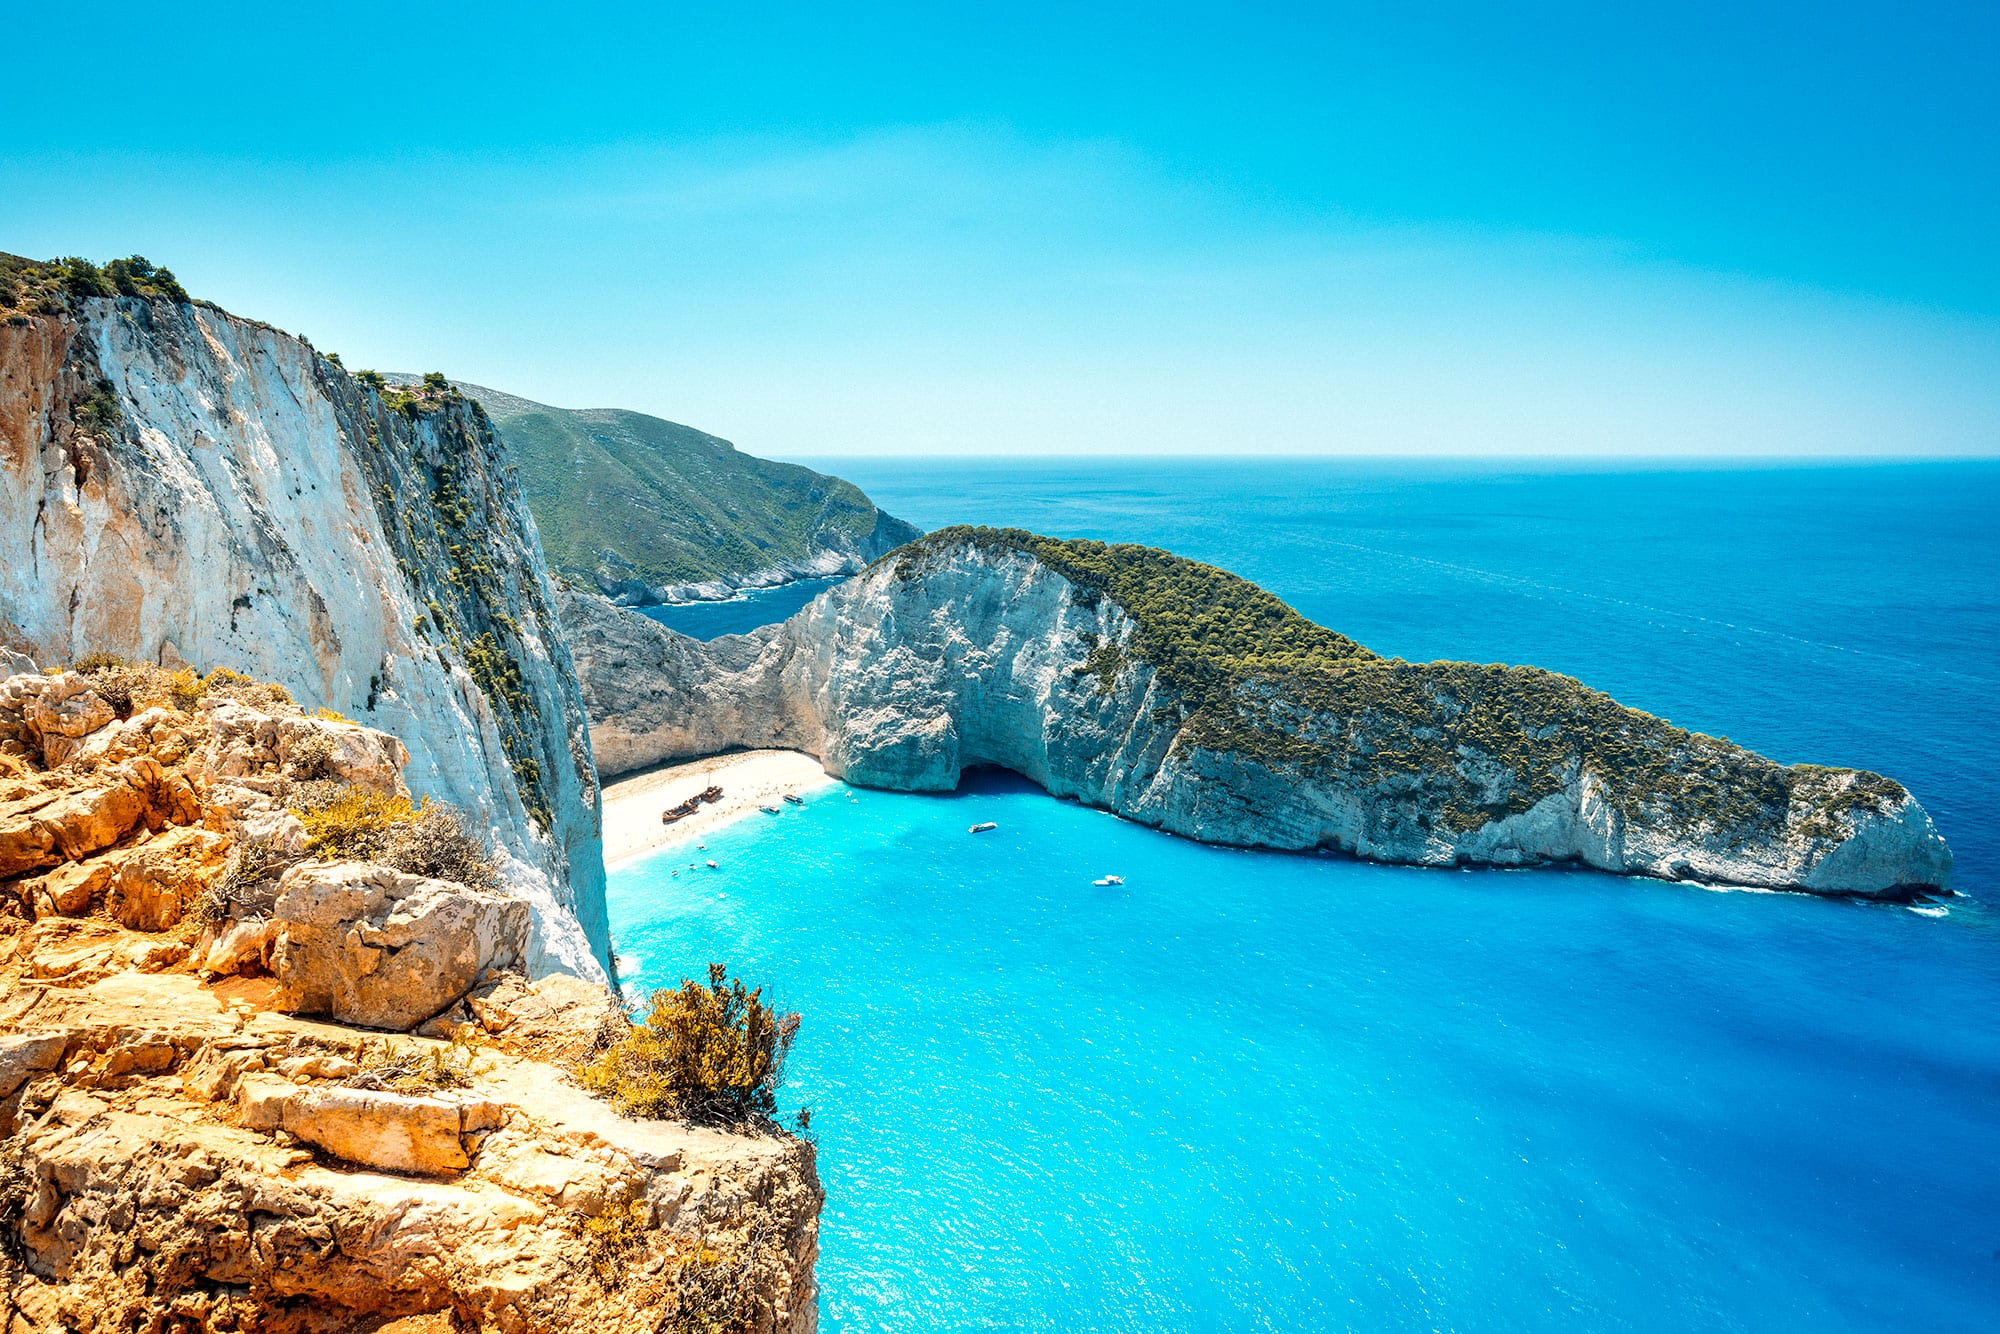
<box><xmin>3</xmin><ymin>1</ymin><xmax>1996</xmax><ymax>456</ymax></box>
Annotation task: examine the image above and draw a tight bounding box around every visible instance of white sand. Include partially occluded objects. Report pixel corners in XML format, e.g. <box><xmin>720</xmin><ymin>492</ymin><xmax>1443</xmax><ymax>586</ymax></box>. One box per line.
<box><xmin>601</xmin><ymin>749</ymin><xmax>838</xmax><ymax>870</ymax></box>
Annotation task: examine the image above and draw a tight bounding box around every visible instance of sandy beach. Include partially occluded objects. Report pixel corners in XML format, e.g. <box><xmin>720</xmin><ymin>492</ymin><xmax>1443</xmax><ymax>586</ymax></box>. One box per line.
<box><xmin>601</xmin><ymin>749</ymin><xmax>839</xmax><ymax>869</ymax></box>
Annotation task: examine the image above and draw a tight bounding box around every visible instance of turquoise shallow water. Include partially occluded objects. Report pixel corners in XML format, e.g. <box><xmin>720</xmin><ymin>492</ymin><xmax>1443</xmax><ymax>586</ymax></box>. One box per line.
<box><xmin>609</xmin><ymin>460</ymin><xmax>2000</xmax><ymax>1332</ymax></box>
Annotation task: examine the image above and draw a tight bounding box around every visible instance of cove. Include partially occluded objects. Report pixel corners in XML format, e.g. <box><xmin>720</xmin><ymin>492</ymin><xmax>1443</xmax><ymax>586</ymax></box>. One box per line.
<box><xmin>607</xmin><ymin>768</ymin><xmax>1999</xmax><ymax>1333</ymax></box>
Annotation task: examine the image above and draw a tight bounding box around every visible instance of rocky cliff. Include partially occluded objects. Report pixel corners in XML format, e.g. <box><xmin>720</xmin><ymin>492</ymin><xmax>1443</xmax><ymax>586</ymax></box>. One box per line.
<box><xmin>564</xmin><ymin>528</ymin><xmax>1952</xmax><ymax>899</ymax></box>
<box><xmin>0</xmin><ymin>259</ymin><xmax>606</xmax><ymax>978</ymax></box>
<box><xmin>0</xmin><ymin>661</ymin><xmax>819</xmax><ymax>1332</ymax></box>
<box><xmin>459</xmin><ymin>382</ymin><xmax>921</xmax><ymax>606</ymax></box>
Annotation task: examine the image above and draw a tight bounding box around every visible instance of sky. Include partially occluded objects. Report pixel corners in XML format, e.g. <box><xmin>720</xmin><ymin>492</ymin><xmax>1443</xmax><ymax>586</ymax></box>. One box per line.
<box><xmin>3</xmin><ymin>1</ymin><xmax>1997</xmax><ymax>457</ymax></box>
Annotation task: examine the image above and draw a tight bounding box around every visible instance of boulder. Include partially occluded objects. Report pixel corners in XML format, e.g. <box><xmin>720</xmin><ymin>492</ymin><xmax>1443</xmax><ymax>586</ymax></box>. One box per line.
<box><xmin>32</xmin><ymin>856</ymin><xmax>117</xmax><ymax>916</ymax></box>
<box><xmin>271</xmin><ymin>862</ymin><xmax>530</xmax><ymax>1031</ymax></box>
<box><xmin>199</xmin><ymin>915</ymin><xmax>275</xmax><ymax>976</ymax></box>
<box><xmin>107</xmin><ymin>825</ymin><xmax>229</xmax><ymax>932</ymax></box>
<box><xmin>0</xmin><ymin>1032</ymin><xmax>68</xmax><ymax>1098</ymax></box>
<box><xmin>200</xmin><ymin>700</ymin><xmax>410</xmax><ymax>796</ymax></box>
<box><xmin>25</xmin><ymin>678</ymin><xmax>117</xmax><ymax>768</ymax></box>
<box><xmin>235</xmin><ymin>1073</ymin><xmax>299</xmax><ymax>1131</ymax></box>
<box><xmin>281</xmin><ymin>1085</ymin><xmax>470</xmax><ymax>1176</ymax></box>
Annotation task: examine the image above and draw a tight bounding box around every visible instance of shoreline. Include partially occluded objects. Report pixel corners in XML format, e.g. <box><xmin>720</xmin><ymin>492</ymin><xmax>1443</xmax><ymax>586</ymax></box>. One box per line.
<box><xmin>602</xmin><ymin>749</ymin><xmax>838</xmax><ymax>870</ymax></box>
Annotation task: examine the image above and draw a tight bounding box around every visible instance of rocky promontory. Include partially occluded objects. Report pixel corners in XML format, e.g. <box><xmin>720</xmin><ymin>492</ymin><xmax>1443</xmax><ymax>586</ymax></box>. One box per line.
<box><xmin>0</xmin><ymin>659</ymin><xmax>819</xmax><ymax>1332</ymax></box>
<box><xmin>564</xmin><ymin>527</ymin><xmax>1952</xmax><ymax>900</ymax></box>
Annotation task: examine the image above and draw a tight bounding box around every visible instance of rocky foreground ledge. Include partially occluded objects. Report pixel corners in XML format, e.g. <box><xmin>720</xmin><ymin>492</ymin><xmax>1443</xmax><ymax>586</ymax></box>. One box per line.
<box><xmin>0</xmin><ymin>661</ymin><xmax>818</xmax><ymax>1333</ymax></box>
<box><xmin>564</xmin><ymin>527</ymin><xmax>1952</xmax><ymax>900</ymax></box>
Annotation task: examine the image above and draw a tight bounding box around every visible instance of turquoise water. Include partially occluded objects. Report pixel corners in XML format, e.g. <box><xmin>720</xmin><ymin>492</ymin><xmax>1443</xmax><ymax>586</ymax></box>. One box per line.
<box><xmin>610</xmin><ymin>460</ymin><xmax>2000</xmax><ymax>1332</ymax></box>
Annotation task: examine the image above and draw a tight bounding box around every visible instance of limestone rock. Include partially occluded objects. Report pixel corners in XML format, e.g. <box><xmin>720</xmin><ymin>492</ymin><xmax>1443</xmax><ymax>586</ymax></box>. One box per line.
<box><xmin>107</xmin><ymin>824</ymin><xmax>229</xmax><ymax>931</ymax></box>
<box><xmin>271</xmin><ymin>861</ymin><xmax>531</xmax><ymax>1031</ymax></box>
<box><xmin>0</xmin><ymin>969</ymin><xmax>821</xmax><ymax>1333</ymax></box>
<box><xmin>198</xmin><ymin>698</ymin><xmax>411</xmax><ymax>796</ymax></box>
<box><xmin>0</xmin><ymin>298</ymin><xmax>608</xmax><ymax>982</ymax></box>
<box><xmin>565</xmin><ymin>535</ymin><xmax>1954</xmax><ymax>900</ymax></box>
<box><xmin>281</xmin><ymin>1085</ymin><xmax>470</xmax><ymax>1176</ymax></box>
<box><xmin>0</xmin><ymin>1031</ymin><xmax>67</xmax><ymax>1096</ymax></box>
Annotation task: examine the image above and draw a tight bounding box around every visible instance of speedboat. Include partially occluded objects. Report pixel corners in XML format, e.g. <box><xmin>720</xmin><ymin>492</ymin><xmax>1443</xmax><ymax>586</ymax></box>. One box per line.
<box><xmin>1092</xmin><ymin>874</ymin><xmax>1125</xmax><ymax>886</ymax></box>
<box><xmin>968</xmin><ymin>821</ymin><xmax>998</xmax><ymax>834</ymax></box>
<box><xmin>705</xmin><ymin>859</ymin><xmax>719</xmax><ymax>869</ymax></box>
<box><xmin>760</xmin><ymin>804</ymin><xmax>782</xmax><ymax>815</ymax></box>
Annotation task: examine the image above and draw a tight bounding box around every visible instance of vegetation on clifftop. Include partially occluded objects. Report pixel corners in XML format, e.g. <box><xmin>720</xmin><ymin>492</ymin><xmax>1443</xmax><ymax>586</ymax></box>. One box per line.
<box><xmin>897</xmin><ymin>527</ymin><xmax>1907</xmax><ymax>842</ymax></box>
<box><xmin>582</xmin><ymin>963</ymin><xmax>799</xmax><ymax>1128</ymax></box>
<box><xmin>1</xmin><ymin>253</ymin><xmax>191</xmax><ymax>317</ymax></box>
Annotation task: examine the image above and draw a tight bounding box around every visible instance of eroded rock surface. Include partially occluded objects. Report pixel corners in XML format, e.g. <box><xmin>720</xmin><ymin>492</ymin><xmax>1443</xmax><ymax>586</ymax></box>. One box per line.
<box><xmin>0</xmin><ymin>665</ymin><xmax>822</xmax><ymax>1332</ymax></box>
<box><xmin>0</xmin><ymin>972</ymin><xmax>820</xmax><ymax>1334</ymax></box>
<box><xmin>271</xmin><ymin>862</ymin><xmax>529</xmax><ymax>1031</ymax></box>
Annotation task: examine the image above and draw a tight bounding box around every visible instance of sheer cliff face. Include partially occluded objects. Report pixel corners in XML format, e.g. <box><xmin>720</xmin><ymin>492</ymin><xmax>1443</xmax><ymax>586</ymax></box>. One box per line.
<box><xmin>565</xmin><ymin>541</ymin><xmax>1952</xmax><ymax>900</ymax></box>
<box><xmin>0</xmin><ymin>297</ymin><xmax>608</xmax><ymax>979</ymax></box>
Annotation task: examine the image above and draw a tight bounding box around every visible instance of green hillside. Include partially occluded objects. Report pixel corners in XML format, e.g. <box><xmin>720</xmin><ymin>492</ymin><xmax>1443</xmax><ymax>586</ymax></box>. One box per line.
<box><xmin>459</xmin><ymin>382</ymin><xmax>921</xmax><ymax>601</ymax></box>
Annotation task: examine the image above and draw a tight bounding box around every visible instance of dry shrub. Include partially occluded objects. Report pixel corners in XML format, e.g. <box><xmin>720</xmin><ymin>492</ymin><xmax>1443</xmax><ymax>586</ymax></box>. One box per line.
<box><xmin>290</xmin><ymin>782</ymin><xmax>499</xmax><ymax>889</ymax></box>
<box><xmin>189</xmin><ymin>835</ymin><xmax>288</xmax><ymax>928</ymax></box>
<box><xmin>286</xmin><ymin>730</ymin><xmax>336</xmax><ymax>781</ymax></box>
<box><xmin>199</xmin><ymin>665</ymin><xmax>293</xmax><ymax>710</ymax></box>
<box><xmin>384</xmin><ymin>801</ymin><xmax>500</xmax><ymax>889</ymax></box>
<box><xmin>580</xmin><ymin>964</ymin><xmax>798</xmax><ymax>1128</ymax></box>
<box><xmin>346</xmin><ymin>1032</ymin><xmax>489</xmax><ymax>1092</ymax></box>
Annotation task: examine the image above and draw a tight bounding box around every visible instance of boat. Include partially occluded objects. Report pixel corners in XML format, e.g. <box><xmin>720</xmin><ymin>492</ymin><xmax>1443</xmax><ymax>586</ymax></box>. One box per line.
<box><xmin>1092</xmin><ymin>875</ymin><xmax>1125</xmax><ymax>886</ymax></box>
<box><xmin>969</xmin><ymin>821</ymin><xmax>998</xmax><ymax>834</ymax></box>
<box><xmin>705</xmin><ymin>859</ymin><xmax>719</xmax><ymax>869</ymax></box>
<box><xmin>760</xmin><ymin>804</ymin><xmax>782</xmax><ymax>815</ymax></box>
<box><xmin>783</xmin><ymin>793</ymin><xmax>805</xmax><ymax>806</ymax></box>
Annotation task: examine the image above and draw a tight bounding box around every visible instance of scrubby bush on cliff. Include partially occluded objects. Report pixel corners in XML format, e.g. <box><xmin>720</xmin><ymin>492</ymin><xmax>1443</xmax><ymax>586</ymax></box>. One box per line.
<box><xmin>347</xmin><ymin>1032</ymin><xmax>488</xmax><ymax>1092</ymax></box>
<box><xmin>190</xmin><ymin>835</ymin><xmax>287</xmax><ymax>929</ymax></box>
<box><xmin>290</xmin><ymin>782</ymin><xmax>500</xmax><ymax>889</ymax></box>
<box><xmin>581</xmin><ymin>964</ymin><xmax>799</xmax><ymax>1128</ymax></box>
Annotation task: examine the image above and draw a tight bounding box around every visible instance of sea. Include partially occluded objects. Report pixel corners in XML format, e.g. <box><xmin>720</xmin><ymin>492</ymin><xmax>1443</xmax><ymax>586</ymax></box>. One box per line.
<box><xmin>615</xmin><ymin>459</ymin><xmax>2000</xmax><ymax>1333</ymax></box>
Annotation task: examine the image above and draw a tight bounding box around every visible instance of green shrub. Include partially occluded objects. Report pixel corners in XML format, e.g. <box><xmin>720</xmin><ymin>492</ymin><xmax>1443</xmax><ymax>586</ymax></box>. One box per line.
<box><xmin>74</xmin><ymin>380</ymin><xmax>122</xmax><ymax>435</ymax></box>
<box><xmin>102</xmin><ymin>255</ymin><xmax>189</xmax><ymax>302</ymax></box>
<box><xmin>57</xmin><ymin>257</ymin><xmax>115</xmax><ymax>299</ymax></box>
<box><xmin>292</xmin><ymin>784</ymin><xmax>419</xmax><ymax>860</ymax></box>
<box><xmin>166</xmin><ymin>666</ymin><xmax>208</xmax><ymax>713</ymax></box>
<box><xmin>580</xmin><ymin>964</ymin><xmax>798</xmax><ymax>1127</ymax></box>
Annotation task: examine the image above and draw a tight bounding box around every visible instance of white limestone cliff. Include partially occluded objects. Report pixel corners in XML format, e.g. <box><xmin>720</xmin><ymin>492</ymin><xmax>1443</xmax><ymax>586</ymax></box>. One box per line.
<box><xmin>562</xmin><ymin>537</ymin><xmax>1953</xmax><ymax>900</ymax></box>
<box><xmin>0</xmin><ymin>295</ymin><xmax>608</xmax><ymax>979</ymax></box>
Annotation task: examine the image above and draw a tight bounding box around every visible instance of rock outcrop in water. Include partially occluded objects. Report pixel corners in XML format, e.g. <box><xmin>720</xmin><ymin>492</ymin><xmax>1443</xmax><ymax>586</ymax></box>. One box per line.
<box><xmin>0</xmin><ymin>258</ymin><xmax>605</xmax><ymax>978</ymax></box>
<box><xmin>0</xmin><ymin>659</ymin><xmax>820</xmax><ymax>1332</ymax></box>
<box><xmin>564</xmin><ymin>527</ymin><xmax>1952</xmax><ymax>899</ymax></box>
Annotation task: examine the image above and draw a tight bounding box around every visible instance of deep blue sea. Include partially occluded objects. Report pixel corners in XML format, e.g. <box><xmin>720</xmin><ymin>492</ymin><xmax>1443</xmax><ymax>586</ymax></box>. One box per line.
<box><xmin>608</xmin><ymin>460</ymin><xmax>2000</xmax><ymax>1333</ymax></box>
